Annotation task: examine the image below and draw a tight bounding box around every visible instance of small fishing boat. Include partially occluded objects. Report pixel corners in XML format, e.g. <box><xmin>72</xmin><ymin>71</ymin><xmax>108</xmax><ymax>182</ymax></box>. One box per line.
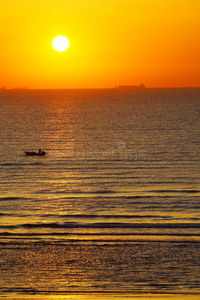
<box><xmin>25</xmin><ymin>149</ymin><xmax>46</xmax><ymax>156</ymax></box>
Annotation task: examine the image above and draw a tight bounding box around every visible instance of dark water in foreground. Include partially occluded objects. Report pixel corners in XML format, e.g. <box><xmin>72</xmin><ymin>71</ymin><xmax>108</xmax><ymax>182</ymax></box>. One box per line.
<box><xmin>0</xmin><ymin>88</ymin><xmax>200</xmax><ymax>296</ymax></box>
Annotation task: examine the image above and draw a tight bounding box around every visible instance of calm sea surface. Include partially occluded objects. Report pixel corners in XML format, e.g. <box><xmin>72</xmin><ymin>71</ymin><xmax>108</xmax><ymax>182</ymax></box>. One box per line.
<box><xmin>0</xmin><ymin>88</ymin><xmax>200</xmax><ymax>296</ymax></box>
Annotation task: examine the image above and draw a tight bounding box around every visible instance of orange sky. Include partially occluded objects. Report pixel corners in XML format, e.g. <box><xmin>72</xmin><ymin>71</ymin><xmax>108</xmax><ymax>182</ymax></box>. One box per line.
<box><xmin>1</xmin><ymin>0</ymin><xmax>200</xmax><ymax>89</ymax></box>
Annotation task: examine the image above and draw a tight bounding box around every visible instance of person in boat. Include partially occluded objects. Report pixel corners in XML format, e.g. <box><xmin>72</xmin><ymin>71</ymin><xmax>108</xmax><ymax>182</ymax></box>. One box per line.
<box><xmin>39</xmin><ymin>149</ymin><xmax>42</xmax><ymax>154</ymax></box>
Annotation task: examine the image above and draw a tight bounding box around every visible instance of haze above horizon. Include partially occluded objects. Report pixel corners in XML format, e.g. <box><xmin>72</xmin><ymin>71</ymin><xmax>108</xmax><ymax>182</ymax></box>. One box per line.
<box><xmin>1</xmin><ymin>0</ymin><xmax>200</xmax><ymax>89</ymax></box>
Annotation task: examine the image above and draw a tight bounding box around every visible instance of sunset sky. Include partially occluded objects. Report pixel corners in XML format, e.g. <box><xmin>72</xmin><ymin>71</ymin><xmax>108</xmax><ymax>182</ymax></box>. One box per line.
<box><xmin>1</xmin><ymin>0</ymin><xmax>200</xmax><ymax>89</ymax></box>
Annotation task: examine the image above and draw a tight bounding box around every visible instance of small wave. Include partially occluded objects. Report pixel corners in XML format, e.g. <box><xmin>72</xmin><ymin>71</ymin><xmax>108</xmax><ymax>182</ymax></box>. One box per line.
<box><xmin>1</xmin><ymin>288</ymin><xmax>39</xmax><ymax>294</ymax></box>
<box><xmin>95</xmin><ymin>190</ymin><xmax>115</xmax><ymax>194</ymax></box>
<box><xmin>35</xmin><ymin>190</ymin><xmax>115</xmax><ymax>195</ymax></box>
<box><xmin>1</xmin><ymin>231</ymin><xmax>200</xmax><ymax>237</ymax></box>
<box><xmin>0</xmin><ymin>212</ymin><xmax>15</xmax><ymax>216</ymax></box>
<box><xmin>122</xmin><ymin>195</ymin><xmax>153</xmax><ymax>199</ymax></box>
<box><xmin>16</xmin><ymin>222</ymin><xmax>200</xmax><ymax>229</ymax></box>
<box><xmin>1</xmin><ymin>162</ymin><xmax>46</xmax><ymax>167</ymax></box>
<box><xmin>40</xmin><ymin>213</ymin><xmax>171</xmax><ymax>220</ymax></box>
<box><xmin>182</xmin><ymin>190</ymin><xmax>199</xmax><ymax>193</ymax></box>
<box><xmin>2</xmin><ymin>221</ymin><xmax>200</xmax><ymax>230</ymax></box>
<box><xmin>151</xmin><ymin>189</ymin><xmax>199</xmax><ymax>194</ymax></box>
<box><xmin>1</xmin><ymin>163</ymin><xmax>23</xmax><ymax>167</ymax></box>
<box><xmin>0</xmin><ymin>225</ymin><xmax>18</xmax><ymax>229</ymax></box>
<box><xmin>0</xmin><ymin>196</ymin><xmax>23</xmax><ymax>201</ymax></box>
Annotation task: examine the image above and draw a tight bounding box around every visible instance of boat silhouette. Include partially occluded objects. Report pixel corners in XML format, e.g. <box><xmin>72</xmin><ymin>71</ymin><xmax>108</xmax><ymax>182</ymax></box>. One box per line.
<box><xmin>25</xmin><ymin>149</ymin><xmax>46</xmax><ymax>156</ymax></box>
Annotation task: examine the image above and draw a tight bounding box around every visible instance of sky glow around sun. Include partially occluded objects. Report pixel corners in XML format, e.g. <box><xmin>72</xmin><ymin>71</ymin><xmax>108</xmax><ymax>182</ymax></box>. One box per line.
<box><xmin>0</xmin><ymin>0</ymin><xmax>200</xmax><ymax>89</ymax></box>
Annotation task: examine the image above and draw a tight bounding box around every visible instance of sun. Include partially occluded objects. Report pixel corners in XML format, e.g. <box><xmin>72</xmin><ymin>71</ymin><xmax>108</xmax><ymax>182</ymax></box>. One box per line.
<box><xmin>52</xmin><ymin>36</ymin><xmax>70</xmax><ymax>52</ymax></box>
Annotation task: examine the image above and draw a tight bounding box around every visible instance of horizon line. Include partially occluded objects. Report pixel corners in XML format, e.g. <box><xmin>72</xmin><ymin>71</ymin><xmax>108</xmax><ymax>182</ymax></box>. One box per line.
<box><xmin>1</xmin><ymin>86</ymin><xmax>200</xmax><ymax>91</ymax></box>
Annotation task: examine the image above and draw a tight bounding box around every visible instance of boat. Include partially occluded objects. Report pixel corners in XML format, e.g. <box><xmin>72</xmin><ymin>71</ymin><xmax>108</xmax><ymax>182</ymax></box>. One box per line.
<box><xmin>117</xmin><ymin>83</ymin><xmax>145</xmax><ymax>89</ymax></box>
<box><xmin>25</xmin><ymin>149</ymin><xmax>46</xmax><ymax>156</ymax></box>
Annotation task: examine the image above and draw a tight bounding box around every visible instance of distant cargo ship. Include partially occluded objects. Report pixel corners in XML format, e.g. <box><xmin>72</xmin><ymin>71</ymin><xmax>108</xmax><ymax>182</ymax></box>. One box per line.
<box><xmin>116</xmin><ymin>83</ymin><xmax>145</xmax><ymax>89</ymax></box>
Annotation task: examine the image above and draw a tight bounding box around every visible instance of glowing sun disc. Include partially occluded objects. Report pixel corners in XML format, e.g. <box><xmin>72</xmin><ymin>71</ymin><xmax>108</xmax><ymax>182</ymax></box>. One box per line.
<box><xmin>52</xmin><ymin>36</ymin><xmax>69</xmax><ymax>52</ymax></box>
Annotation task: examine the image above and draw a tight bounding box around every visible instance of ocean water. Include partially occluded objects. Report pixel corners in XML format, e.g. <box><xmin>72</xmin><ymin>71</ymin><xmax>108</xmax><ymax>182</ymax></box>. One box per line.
<box><xmin>0</xmin><ymin>88</ymin><xmax>200</xmax><ymax>296</ymax></box>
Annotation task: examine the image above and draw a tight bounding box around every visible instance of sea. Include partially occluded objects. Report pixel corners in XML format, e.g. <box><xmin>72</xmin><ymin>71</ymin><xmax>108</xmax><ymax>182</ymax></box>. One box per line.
<box><xmin>0</xmin><ymin>88</ymin><xmax>200</xmax><ymax>297</ymax></box>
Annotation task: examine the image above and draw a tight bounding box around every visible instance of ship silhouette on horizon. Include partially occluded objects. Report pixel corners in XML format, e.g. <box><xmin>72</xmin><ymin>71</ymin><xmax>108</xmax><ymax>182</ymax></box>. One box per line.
<box><xmin>116</xmin><ymin>83</ymin><xmax>145</xmax><ymax>89</ymax></box>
